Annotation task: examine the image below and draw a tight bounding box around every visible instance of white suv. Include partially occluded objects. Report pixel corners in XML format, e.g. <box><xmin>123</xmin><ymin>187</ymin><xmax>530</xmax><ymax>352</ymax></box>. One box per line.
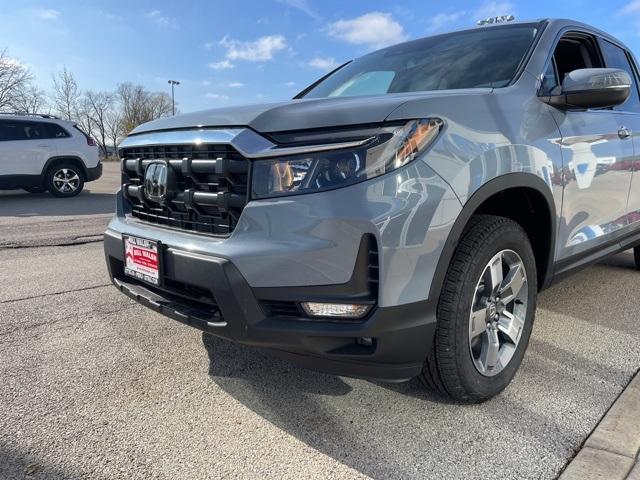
<box><xmin>0</xmin><ymin>113</ymin><xmax>102</xmax><ymax>197</ymax></box>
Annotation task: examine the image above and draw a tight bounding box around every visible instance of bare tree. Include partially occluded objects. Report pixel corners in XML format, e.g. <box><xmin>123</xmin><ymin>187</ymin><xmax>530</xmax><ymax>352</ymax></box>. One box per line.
<box><xmin>85</xmin><ymin>90</ymin><xmax>114</xmax><ymax>157</ymax></box>
<box><xmin>148</xmin><ymin>92</ymin><xmax>174</xmax><ymax>119</ymax></box>
<box><xmin>0</xmin><ymin>48</ymin><xmax>33</xmax><ymax>111</ymax></box>
<box><xmin>117</xmin><ymin>83</ymin><xmax>173</xmax><ymax>134</ymax></box>
<box><xmin>117</xmin><ymin>83</ymin><xmax>148</xmax><ymax>133</ymax></box>
<box><xmin>52</xmin><ymin>67</ymin><xmax>79</xmax><ymax>120</ymax></box>
<box><xmin>74</xmin><ymin>96</ymin><xmax>94</xmax><ymax>138</ymax></box>
<box><xmin>10</xmin><ymin>85</ymin><xmax>47</xmax><ymax>114</ymax></box>
<box><xmin>105</xmin><ymin>107</ymin><xmax>123</xmax><ymax>151</ymax></box>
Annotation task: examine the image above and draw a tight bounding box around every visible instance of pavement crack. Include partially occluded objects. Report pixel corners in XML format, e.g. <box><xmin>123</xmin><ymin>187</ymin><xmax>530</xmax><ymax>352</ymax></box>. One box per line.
<box><xmin>0</xmin><ymin>283</ymin><xmax>112</xmax><ymax>304</ymax></box>
<box><xmin>0</xmin><ymin>237</ymin><xmax>103</xmax><ymax>250</ymax></box>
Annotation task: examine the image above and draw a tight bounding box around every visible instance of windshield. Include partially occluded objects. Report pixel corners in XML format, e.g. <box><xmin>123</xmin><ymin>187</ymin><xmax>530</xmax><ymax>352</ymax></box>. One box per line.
<box><xmin>302</xmin><ymin>24</ymin><xmax>539</xmax><ymax>98</ymax></box>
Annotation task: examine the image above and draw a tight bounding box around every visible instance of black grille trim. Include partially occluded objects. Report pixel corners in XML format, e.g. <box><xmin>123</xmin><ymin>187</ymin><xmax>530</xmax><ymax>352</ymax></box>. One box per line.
<box><xmin>120</xmin><ymin>144</ymin><xmax>249</xmax><ymax>236</ymax></box>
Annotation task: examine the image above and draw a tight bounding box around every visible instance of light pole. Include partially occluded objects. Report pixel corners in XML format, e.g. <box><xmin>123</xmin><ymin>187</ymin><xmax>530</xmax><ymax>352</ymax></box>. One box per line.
<box><xmin>168</xmin><ymin>80</ymin><xmax>180</xmax><ymax>115</ymax></box>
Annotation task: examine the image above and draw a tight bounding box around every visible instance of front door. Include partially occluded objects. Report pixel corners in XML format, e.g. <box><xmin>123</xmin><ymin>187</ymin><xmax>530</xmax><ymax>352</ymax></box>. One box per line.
<box><xmin>0</xmin><ymin>120</ymin><xmax>55</xmax><ymax>177</ymax></box>
<box><xmin>544</xmin><ymin>31</ymin><xmax>635</xmax><ymax>259</ymax></box>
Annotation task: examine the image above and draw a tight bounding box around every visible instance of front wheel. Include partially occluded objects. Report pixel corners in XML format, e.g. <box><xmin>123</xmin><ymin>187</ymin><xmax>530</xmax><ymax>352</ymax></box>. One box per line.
<box><xmin>634</xmin><ymin>246</ymin><xmax>640</xmax><ymax>270</ymax></box>
<box><xmin>45</xmin><ymin>163</ymin><xmax>84</xmax><ymax>197</ymax></box>
<box><xmin>419</xmin><ymin>215</ymin><xmax>537</xmax><ymax>403</ymax></box>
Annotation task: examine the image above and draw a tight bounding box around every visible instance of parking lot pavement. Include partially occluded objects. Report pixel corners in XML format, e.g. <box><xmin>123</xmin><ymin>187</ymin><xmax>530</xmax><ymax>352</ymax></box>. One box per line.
<box><xmin>0</xmin><ymin>162</ymin><xmax>119</xmax><ymax>248</ymax></box>
<box><xmin>1</xmin><ymin>164</ymin><xmax>639</xmax><ymax>480</ymax></box>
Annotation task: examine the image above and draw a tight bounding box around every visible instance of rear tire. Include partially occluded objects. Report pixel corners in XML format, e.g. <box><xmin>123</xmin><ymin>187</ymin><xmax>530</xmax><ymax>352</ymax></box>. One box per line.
<box><xmin>634</xmin><ymin>246</ymin><xmax>640</xmax><ymax>270</ymax></box>
<box><xmin>45</xmin><ymin>163</ymin><xmax>84</xmax><ymax>197</ymax></box>
<box><xmin>419</xmin><ymin>215</ymin><xmax>537</xmax><ymax>403</ymax></box>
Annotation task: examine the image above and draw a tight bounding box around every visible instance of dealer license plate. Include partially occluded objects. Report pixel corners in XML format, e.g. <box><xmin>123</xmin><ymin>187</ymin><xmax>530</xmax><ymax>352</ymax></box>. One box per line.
<box><xmin>123</xmin><ymin>235</ymin><xmax>161</xmax><ymax>286</ymax></box>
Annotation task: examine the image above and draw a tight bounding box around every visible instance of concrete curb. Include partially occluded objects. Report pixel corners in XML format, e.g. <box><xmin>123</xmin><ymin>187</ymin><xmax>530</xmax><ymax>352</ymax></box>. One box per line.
<box><xmin>560</xmin><ymin>371</ymin><xmax>640</xmax><ymax>480</ymax></box>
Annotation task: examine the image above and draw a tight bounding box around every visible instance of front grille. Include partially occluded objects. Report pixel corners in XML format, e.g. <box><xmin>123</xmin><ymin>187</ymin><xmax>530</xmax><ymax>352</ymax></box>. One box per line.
<box><xmin>120</xmin><ymin>143</ymin><xmax>249</xmax><ymax>236</ymax></box>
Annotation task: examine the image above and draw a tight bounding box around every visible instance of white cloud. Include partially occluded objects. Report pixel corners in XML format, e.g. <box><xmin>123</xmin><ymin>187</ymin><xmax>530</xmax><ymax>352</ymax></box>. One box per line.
<box><xmin>427</xmin><ymin>11</ymin><xmax>466</xmax><ymax>32</ymax></box>
<box><xmin>327</xmin><ymin>12</ymin><xmax>406</xmax><ymax>49</ymax></box>
<box><xmin>224</xmin><ymin>81</ymin><xmax>245</xmax><ymax>88</ymax></box>
<box><xmin>205</xmin><ymin>93</ymin><xmax>230</xmax><ymax>100</ymax></box>
<box><xmin>92</xmin><ymin>9</ymin><xmax>122</xmax><ymax>22</ymax></box>
<box><xmin>208</xmin><ymin>59</ymin><xmax>235</xmax><ymax>70</ymax></box>
<box><xmin>37</xmin><ymin>9</ymin><xmax>60</xmax><ymax>20</ymax></box>
<box><xmin>620</xmin><ymin>0</ymin><xmax>640</xmax><ymax>14</ymax></box>
<box><xmin>220</xmin><ymin>35</ymin><xmax>288</xmax><ymax>61</ymax></box>
<box><xmin>276</xmin><ymin>0</ymin><xmax>321</xmax><ymax>20</ymax></box>
<box><xmin>284</xmin><ymin>81</ymin><xmax>296</xmax><ymax>87</ymax></box>
<box><xmin>308</xmin><ymin>56</ymin><xmax>337</xmax><ymax>70</ymax></box>
<box><xmin>474</xmin><ymin>1</ymin><xmax>516</xmax><ymax>21</ymax></box>
<box><xmin>147</xmin><ymin>10</ymin><xmax>179</xmax><ymax>29</ymax></box>
<box><xmin>204</xmin><ymin>42</ymin><xmax>214</xmax><ymax>50</ymax></box>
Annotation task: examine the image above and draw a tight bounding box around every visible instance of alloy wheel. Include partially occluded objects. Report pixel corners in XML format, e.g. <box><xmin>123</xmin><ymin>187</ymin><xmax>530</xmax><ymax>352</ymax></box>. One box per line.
<box><xmin>468</xmin><ymin>249</ymin><xmax>529</xmax><ymax>377</ymax></box>
<box><xmin>52</xmin><ymin>168</ymin><xmax>81</xmax><ymax>194</ymax></box>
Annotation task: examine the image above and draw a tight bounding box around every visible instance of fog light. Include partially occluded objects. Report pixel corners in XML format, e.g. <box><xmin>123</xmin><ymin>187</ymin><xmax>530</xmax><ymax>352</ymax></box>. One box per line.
<box><xmin>300</xmin><ymin>302</ymin><xmax>372</xmax><ymax>319</ymax></box>
<box><xmin>357</xmin><ymin>337</ymin><xmax>373</xmax><ymax>347</ymax></box>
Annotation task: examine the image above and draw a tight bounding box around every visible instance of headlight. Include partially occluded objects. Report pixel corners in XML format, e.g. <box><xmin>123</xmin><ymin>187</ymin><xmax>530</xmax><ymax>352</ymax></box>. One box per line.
<box><xmin>251</xmin><ymin>118</ymin><xmax>442</xmax><ymax>199</ymax></box>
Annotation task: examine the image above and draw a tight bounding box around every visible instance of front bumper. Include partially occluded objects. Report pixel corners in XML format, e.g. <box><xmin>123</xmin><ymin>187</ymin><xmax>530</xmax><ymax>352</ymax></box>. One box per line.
<box><xmin>104</xmin><ymin>229</ymin><xmax>436</xmax><ymax>381</ymax></box>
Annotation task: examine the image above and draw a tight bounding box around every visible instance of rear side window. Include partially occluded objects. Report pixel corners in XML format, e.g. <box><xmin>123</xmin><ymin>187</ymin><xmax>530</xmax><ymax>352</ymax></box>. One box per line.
<box><xmin>0</xmin><ymin>121</ymin><xmax>45</xmax><ymax>141</ymax></box>
<box><xmin>599</xmin><ymin>38</ymin><xmax>640</xmax><ymax>112</ymax></box>
<box><xmin>42</xmin><ymin>122</ymin><xmax>70</xmax><ymax>139</ymax></box>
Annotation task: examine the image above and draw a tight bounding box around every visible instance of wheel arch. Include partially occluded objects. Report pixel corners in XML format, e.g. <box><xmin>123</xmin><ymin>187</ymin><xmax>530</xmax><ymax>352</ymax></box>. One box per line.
<box><xmin>42</xmin><ymin>156</ymin><xmax>88</xmax><ymax>179</ymax></box>
<box><xmin>429</xmin><ymin>173</ymin><xmax>557</xmax><ymax>302</ymax></box>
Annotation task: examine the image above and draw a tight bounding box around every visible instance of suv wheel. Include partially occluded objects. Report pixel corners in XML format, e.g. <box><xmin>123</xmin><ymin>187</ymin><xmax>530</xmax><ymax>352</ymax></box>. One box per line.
<box><xmin>420</xmin><ymin>215</ymin><xmax>537</xmax><ymax>403</ymax></box>
<box><xmin>46</xmin><ymin>163</ymin><xmax>84</xmax><ymax>197</ymax></box>
<box><xmin>634</xmin><ymin>246</ymin><xmax>640</xmax><ymax>270</ymax></box>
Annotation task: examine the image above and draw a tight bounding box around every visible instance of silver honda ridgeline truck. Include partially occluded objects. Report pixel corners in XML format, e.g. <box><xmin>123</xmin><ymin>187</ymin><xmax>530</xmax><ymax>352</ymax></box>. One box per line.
<box><xmin>105</xmin><ymin>19</ymin><xmax>640</xmax><ymax>402</ymax></box>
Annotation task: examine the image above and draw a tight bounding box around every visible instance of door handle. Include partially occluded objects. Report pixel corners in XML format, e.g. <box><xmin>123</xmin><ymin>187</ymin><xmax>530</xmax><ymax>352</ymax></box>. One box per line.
<box><xmin>618</xmin><ymin>127</ymin><xmax>632</xmax><ymax>139</ymax></box>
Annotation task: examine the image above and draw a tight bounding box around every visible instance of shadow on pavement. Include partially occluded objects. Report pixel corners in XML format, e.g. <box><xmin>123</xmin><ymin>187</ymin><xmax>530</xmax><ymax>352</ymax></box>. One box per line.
<box><xmin>0</xmin><ymin>446</ymin><xmax>69</xmax><ymax>480</ymax></box>
<box><xmin>539</xmin><ymin>250</ymin><xmax>640</xmax><ymax>336</ymax></box>
<box><xmin>201</xmin><ymin>332</ymin><xmax>584</xmax><ymax>479</ymax></box>
<box><xmin>0</xmin><ymin>190</ymin><xmax>115</xmax><ymax>217</ymax></box>
<box><xmin>199</xmin><ymin>254</ymin><xmax>640</xmax><ymax>478</ymax></box>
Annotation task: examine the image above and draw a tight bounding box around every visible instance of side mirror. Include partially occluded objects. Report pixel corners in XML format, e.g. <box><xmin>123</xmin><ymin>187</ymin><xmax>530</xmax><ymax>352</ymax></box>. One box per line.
<box><xmin>543</xmin><ymin>68</ymin><xmax>632</xmax><ymax>109</ymax></box>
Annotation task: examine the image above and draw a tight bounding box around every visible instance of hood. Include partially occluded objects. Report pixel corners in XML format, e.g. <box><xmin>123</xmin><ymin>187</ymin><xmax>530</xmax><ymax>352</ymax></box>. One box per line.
<box><xmin>130</xmin><ymin>90</ymin><xmax>489</xmax><ymax>135</ymax></box>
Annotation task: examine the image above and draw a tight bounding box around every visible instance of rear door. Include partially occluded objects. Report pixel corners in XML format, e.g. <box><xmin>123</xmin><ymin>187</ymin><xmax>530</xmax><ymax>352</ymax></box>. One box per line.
<box><xmin>545</xmin><ymin>31</ymin><xmax>634</xmax><ymax>259</ymax></box>
<box><xmin>601</xmin><ymin>42</ymin><xmax>640</xmax><ymax>225</ymax></box>
<box><xmin>0</xmin><ymin>120</ymin><xmax>56</xmax><ymax>175</ymax></box>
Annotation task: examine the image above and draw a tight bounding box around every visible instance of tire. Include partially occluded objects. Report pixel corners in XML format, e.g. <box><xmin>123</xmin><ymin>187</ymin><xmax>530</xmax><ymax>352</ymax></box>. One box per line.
<box><xmin>634</xmin><ymin>246</ymin><xmax>640</xmax><ymax>270</ymax></box>
<box><xmin>419</xmin><ymin>215</ymin><xmax>538</xmax><ymax>403</ymax></box>
<box><xmin>23</xmin><ymin>185</ymin><xmax>46</xmax><ymax>193</ymax></box>
<box><xmin>45</xmin><ymin>163</ymin><xmax>85</xmax><ymax>197</ymax></box>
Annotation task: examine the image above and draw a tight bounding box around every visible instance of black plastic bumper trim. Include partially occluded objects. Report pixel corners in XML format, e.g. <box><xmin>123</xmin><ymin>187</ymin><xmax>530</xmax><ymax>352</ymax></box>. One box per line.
<box><xmin>104</xmin><ymin>230</ymin><xmax>436</xmax><ymax>381</ymax></box>
<box><xmin>86</xmin><ymin>163</ymin><xmax>103</xmax><ymax>182</ymax></box>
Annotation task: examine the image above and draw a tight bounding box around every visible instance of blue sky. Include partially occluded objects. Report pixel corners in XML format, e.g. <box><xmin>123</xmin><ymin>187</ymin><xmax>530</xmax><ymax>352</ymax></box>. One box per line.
<box><xmin>3</xmin><ymin>0</ymin><xmax>640</xmax><ymax>112</ymax></box>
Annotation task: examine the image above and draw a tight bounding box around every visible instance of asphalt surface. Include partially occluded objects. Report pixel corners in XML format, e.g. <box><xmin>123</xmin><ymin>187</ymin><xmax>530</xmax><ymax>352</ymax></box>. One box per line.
<box><xmin>1</xmin><ymin>162</ymin><xmax>639</xmax><ymax>480</ymax></box>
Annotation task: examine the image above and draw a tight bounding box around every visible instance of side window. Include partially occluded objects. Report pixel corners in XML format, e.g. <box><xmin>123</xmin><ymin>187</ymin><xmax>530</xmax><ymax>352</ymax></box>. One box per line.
<box><xmin>599</xmin><ymin>38</ymin><xmax>640</xmax><ymax>113</ymax></box>
<box><xmin>0</xmin><ymin>121</ymin><xmax>10</xmax><ymax>141</ymax></box>
<box><xmin>42</xmin><ymin>122</ymin><xmax>70</xmax><ymax>139</ymax></box>
<box><xmin>22</xmin><ymin>122</ymin><xmax>46</xmax><ymax>140</ymax></box>
<box><xmin>541</xmin><ymin>59</ymin><xmax>559</xmax><ymax>95</ymax></box>
<box><xmin>0</xmin><ymin>122</ymin><xmax>30</xmax><ymax>141</ymax></box>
